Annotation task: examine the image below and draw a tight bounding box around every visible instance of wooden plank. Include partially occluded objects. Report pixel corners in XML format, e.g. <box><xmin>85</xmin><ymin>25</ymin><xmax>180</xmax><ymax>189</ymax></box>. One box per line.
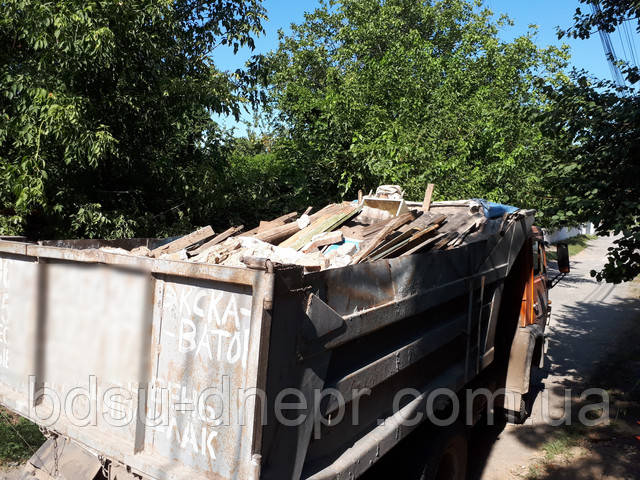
<box><xmin>368</xmin><ymin>229</ymin><xmax>420</xmax><ymax>261</ymax></box>
<box><xmin>406</xmin><ymin>213</ymin><xmax>446</xmax><ymax>231</ymax></box>
<box><xmin>279</xmin><ymin>206</ymin><xmax>358</xmax><ymax>250</ymax></box>
<box><xmin>323</xmin><ymin>206</ymin><xmax>361</xmax><ymax>233</ymax></box>
<box><xmin>422</xmin><ymin>184</ymin><xmax>435</xmax><ymax>212</ymax></box>
<box><xmin>260</xmin><ymin>212</ymin><xmax>298</xmax><ymax>229</ymax></box>
<box><xmin>151</xmin><ymin>226</ymin><xmax>214</xmax><ymax>257</ymax></box>
<box><xmin>361</xmin><ymin>218</ymin><xmax>392</xmax><ymax>237</ymax></box>
<box><xmin>189</xmin><ymin>225</ymin><xmax>244</xmax><ymax>256</ymax></box>
<box><xmin>369</xmin><ymin>213</ymin><xmax>445</xmax><ymax>260</ymax></box>
<box><xmin>391</xmin><ymin>224</ymin><xmax>443</xmax><ymax>257</ymax></box>
<box><xmin>436</xmin><ymin>232</ymin><xmax>459</xmax><ymax>249</ymax></box>
<box><xmin>448</xmin><ymin>218</ymin><xmax>485</xmax><ymax>248</ymax></box>
<box><xmin>368</xmin><ymin>228</ymin><xmax>419</xmax><ymax>260</ymax></box>
<box><xmin>256</xmin><ymin>204</ymin><xmax>344</xmax><ymax>244</ymax></box>
<box><xmin>244</xmin><ymin>212</ymin><xmax>298</xmax><ymax>236</ymax></box>
<box><xmin>352</xmin><ymin>212</ymin><xmax>417</xmax><ymax>264</ymax></box>
<box><xmin>367</xmin><ymin>213</ymin><xmax>446</xmax><ymax>260</ymax></box>
<box><xmin>400</xmin><ymin>232</ymin><xmax>447</xmax><ymax>257</ymax></box>
<box><xmin>301</xmin><ymin>231</ymin><xmax>344</xmax><ymax>253</ymax></box>
<box><xmin>339</xmin><ymin>225</ymin><xmax>365</xmax><ymax>240</ymax></box>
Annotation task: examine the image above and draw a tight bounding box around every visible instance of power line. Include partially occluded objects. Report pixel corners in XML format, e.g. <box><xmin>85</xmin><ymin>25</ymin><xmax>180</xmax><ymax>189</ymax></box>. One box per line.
<box><xmin>622</xmin><ymin>20</ymin><xmax>638</xmax><ymax>67</ymax></box>
<box><xmin>618</xmin><ymin>25</ymin><xmax>630</xmax><ymax>65</ymax></box>
<box><xmin>591</xmin><ymin>1</ymin><xmax>626</xmax><ymax>87</ymax></box>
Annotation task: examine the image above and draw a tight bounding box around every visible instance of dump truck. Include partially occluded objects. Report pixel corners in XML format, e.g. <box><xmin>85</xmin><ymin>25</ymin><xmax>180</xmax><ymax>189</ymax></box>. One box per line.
<box><xmin>0</xmin><ymin>198</ymin><xmax>569</xmax><ymax>480</ymax></box>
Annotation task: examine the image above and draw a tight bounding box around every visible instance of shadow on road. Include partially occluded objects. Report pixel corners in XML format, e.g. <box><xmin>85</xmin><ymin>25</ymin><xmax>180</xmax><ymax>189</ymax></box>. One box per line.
<box><xmin>467</xmin><ymin>281</ymin><xmax>640</xmax><ymax>480</ymax></box>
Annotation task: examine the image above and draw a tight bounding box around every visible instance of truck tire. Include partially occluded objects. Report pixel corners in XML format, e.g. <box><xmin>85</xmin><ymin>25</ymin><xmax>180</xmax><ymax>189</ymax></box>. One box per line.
<box><xmin>419</xmin><ymin>424</ymin><xmax>468</xmax><ymax>480</ymax></box>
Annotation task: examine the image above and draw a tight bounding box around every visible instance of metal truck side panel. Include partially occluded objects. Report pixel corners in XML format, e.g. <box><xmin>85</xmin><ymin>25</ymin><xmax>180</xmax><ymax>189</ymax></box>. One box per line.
<box><xmin>0</xmin><ymin>245</ymin><xmax>271</xmax><ymax>480</ymax></box>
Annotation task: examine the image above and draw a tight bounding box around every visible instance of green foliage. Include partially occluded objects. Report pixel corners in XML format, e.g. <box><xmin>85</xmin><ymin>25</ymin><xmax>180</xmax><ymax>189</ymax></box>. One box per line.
<box><xmin>559</xmin><ymin>1</ymin><xmax>640</xmax><ymax>40</ymax></box>
<box><xmin>559</xmin><ymin>1</ymin><xmax>640</xmax><ymax>84</ymax></box>
<box><xmin>540</xmin><ymin>75</ymin><xmax>640</xmax><ymax>283</ymax></box>
<box><xmin>0</xmin><ymin>0</ymin><xmax>265</xmax><ymax>239</ymax></box>
<box><xmin>249</xmin><ymin>0</ymin><xmax>569</xmax><ymax>216</ymax></box>
<box><xmin>543</xmin><ymin>3</ymin><xmax>640</xmax><ymax>283</ymax></box>
<box><xmin>0</xmin><ymin>407</ymin><xmax>44</xmax><ymax>464</ymax></box>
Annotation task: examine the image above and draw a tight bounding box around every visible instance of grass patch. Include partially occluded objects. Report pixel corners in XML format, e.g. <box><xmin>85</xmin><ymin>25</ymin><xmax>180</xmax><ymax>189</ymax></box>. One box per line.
<box><xmin>0</xmin><ymin>407</ymin><xmax>45</xmax><ymax>465</ymax></box>
<box><xmin>541</xmin><ymin>428</ymin><xmax>583</xmax><ymax>461</ymax></box>
<box><xmin>547</xmin><ymin>234</ymin><xmax>597</xmax><ymax>261</ymax></box>
<box><xmin>523</xmin><ymin>426</ymin><xmax>586</xmax><ymax>479</ymax></box>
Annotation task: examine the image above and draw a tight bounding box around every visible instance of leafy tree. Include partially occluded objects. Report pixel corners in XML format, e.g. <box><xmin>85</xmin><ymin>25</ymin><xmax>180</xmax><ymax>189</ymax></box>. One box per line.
<box><xmin>251</xmin><ymin>0</ymin><xmax>569</xmax><ymax>213</ymax></box>
<box><xmin>540</xmin><ymin>77</ymin><xmax>640</xmax><ymax>283</ymax></box>
<box><xmin>559</xmin><ymin>0</ymin><xmax>640</xmax><ymax>83</ymax></box>
<box><xmin>0</xmin><ymin>0</ymin><xmax>265</xmax><ymax>239</ymax></box>
<box><xmin>560</xmin><ymin>0</ymin><xmax>640</xmax><ymax>40</ymax></box>
<box><xmin>543</xmin><ymin>1</ymin><xmax>640</xmax><ymax>282</ymax></box>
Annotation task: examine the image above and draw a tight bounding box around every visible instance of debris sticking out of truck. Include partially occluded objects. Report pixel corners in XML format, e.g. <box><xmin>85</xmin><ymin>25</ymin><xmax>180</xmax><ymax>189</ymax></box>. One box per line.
<box><xmin>102</xmin><ymin>186</ymin><xmax>515</xmax><ymax>272</ymax></box>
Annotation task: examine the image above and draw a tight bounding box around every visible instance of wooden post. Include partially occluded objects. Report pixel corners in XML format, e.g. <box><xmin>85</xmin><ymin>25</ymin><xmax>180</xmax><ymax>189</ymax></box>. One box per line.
<box><xmin>422</xmin><ymin>184</ymin><xmax>435</xmax><ymax>212</ymax></box>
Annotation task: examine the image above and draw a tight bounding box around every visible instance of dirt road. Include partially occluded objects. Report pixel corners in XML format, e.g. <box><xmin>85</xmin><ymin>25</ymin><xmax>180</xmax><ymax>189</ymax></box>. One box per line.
<box><xmin>470</xmin><ymin>235</ymin><xmax>640</xmax><ymax>479</ymax></box>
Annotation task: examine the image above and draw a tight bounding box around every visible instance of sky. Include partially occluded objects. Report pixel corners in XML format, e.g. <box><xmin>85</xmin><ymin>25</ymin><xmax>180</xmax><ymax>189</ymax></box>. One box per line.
<box><xmin>213</xmin><ymin>0</ymin><xmax>638</xmax><ymax>134</ymax></box>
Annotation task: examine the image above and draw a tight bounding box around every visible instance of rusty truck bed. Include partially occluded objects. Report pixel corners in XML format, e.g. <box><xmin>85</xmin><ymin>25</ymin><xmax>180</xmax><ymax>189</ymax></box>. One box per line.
<box><xmin>0</xmin><ymin>206</ymin><xmax>534</xmax><ymax>480</ymax></box>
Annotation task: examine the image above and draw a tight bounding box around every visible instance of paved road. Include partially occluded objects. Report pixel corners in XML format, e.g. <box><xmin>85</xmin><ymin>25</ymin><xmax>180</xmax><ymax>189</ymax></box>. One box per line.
<box><xmin>471</xmin><ymin>235</ymin><xmax>640</xmax><ymax>480</ymax></box>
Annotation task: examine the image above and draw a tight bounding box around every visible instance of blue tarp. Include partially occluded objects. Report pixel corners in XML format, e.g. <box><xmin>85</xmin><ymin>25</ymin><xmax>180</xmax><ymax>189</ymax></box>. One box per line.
<box><xmin>472</xmin><ymin>199</ymin><xmax>519</xmax><ymax>219</ymax></box>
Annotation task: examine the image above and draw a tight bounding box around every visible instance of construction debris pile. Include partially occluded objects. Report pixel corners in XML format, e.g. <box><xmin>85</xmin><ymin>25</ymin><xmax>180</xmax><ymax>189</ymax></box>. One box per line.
<box><xmin>116</xmin><ymin>186</ymin><xmax>491</xmax><ymax>272</ymax></box>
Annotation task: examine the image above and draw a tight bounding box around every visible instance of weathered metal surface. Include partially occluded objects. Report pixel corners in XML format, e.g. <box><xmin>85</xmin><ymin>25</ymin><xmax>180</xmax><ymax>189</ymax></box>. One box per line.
<box><xmin>38</xmin><ymin>238</ymin><xmax>161</xmax><ymax>251</ymax></box>
<box><xmin>0</xmin><ymin>240</ymin><xmax>256</xmax><ymax>286</ymax></box>
<box><xmin>263</xmin><ymin>211</ymin><xmax>535</xmax><ymax>479</ymax></box>
<box><xmin>0</xmin><ymin>244</ymin><xmax>271</xmax><ymax>480</ymax></box>
<box><xmin>25</xmin><ymin>437</ymin><xmax>102</xmax><ymax>480</ymax></box>
<box><xmin>0</xmin><ymin>209</ymin><xmax>536</xmax><ymax>480</ymax></box>
<box><xmin>304</xmin><ymin>363</ymin><xmax>467</xmax><ymax>480</ymax></box>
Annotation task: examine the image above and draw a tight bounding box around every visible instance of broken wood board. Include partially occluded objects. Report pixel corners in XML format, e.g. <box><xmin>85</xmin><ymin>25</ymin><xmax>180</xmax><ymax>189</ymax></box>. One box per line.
<box><xmin>151</xmin><ymin>225</ymin><xmax>214</xmax><ymax>257</ymax></box>
<box><xmin>406</xmin><ymin>213</ymin><xmax>446</xmax><ymax>231</ymax></box>
<box><xmin>352</xmin><ymin>211</ymin><xmax>418</xmax><ymax>264</ymax></box>
<box><xmin>339</xmin><ymin>225</ymin><xmax>365</xmax><ymax>241</ymax></box>
<box><xmin>400</xmin><ymin>232</ymin><xmax>447</xmax><ymax>257</ymax></box>
<box><xmin>387</xmin><ymin>223</ymin><xmax>444</xmax><ymax>258</ymax></box>
<box><xmin>341</xmin><ymin>217</ymin><xmax>393</xmax><ymax>241</ymax></box>
<box><xmin>245</xmin><ymin>212</ymin><xmax>298</xmax><ymax>236</ymax></box>
<box><xmin>279</xmin><ymin>206</ymin><xmax>358</xmax><ymax>251</ymax></box>
<box><xmin>189</xmin><ymin>225</ymin><xmax>244</xmax><ymax>256</ymax></box>
<box><xmin>447</xmin><ymin>218</ymin><xmax>485</xmax><ymax>248</ymax></box>
<box><xmin>366</xmin><ymin>213</ymin><xmax>445</xmax><ymax>260</ymax></box>
<box><xmin>256</xmin><ymin>204</ymin><xmax>344</xmax><ymax>244</ymax></box>
<box><xmin>368</xmin><ymin>228</ymin><xmax>421</xmax><ymax>261</ymax></box>
<box><xmin>301</xmin><ymin>231</ymin><xmax>344</xmax><ymax>253</ymax></box>
<box><xmin>435</xmin><ymin>232</ymin><xmax>459</xmax><ymax>250</ymax></box>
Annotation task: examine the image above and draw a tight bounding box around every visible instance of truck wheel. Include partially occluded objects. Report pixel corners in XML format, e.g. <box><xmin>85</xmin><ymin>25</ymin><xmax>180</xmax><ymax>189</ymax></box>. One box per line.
<box><xmin>419</xmin><ymin>424</ymin><xmax>467</xmax><ymax>480</ymax></box>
